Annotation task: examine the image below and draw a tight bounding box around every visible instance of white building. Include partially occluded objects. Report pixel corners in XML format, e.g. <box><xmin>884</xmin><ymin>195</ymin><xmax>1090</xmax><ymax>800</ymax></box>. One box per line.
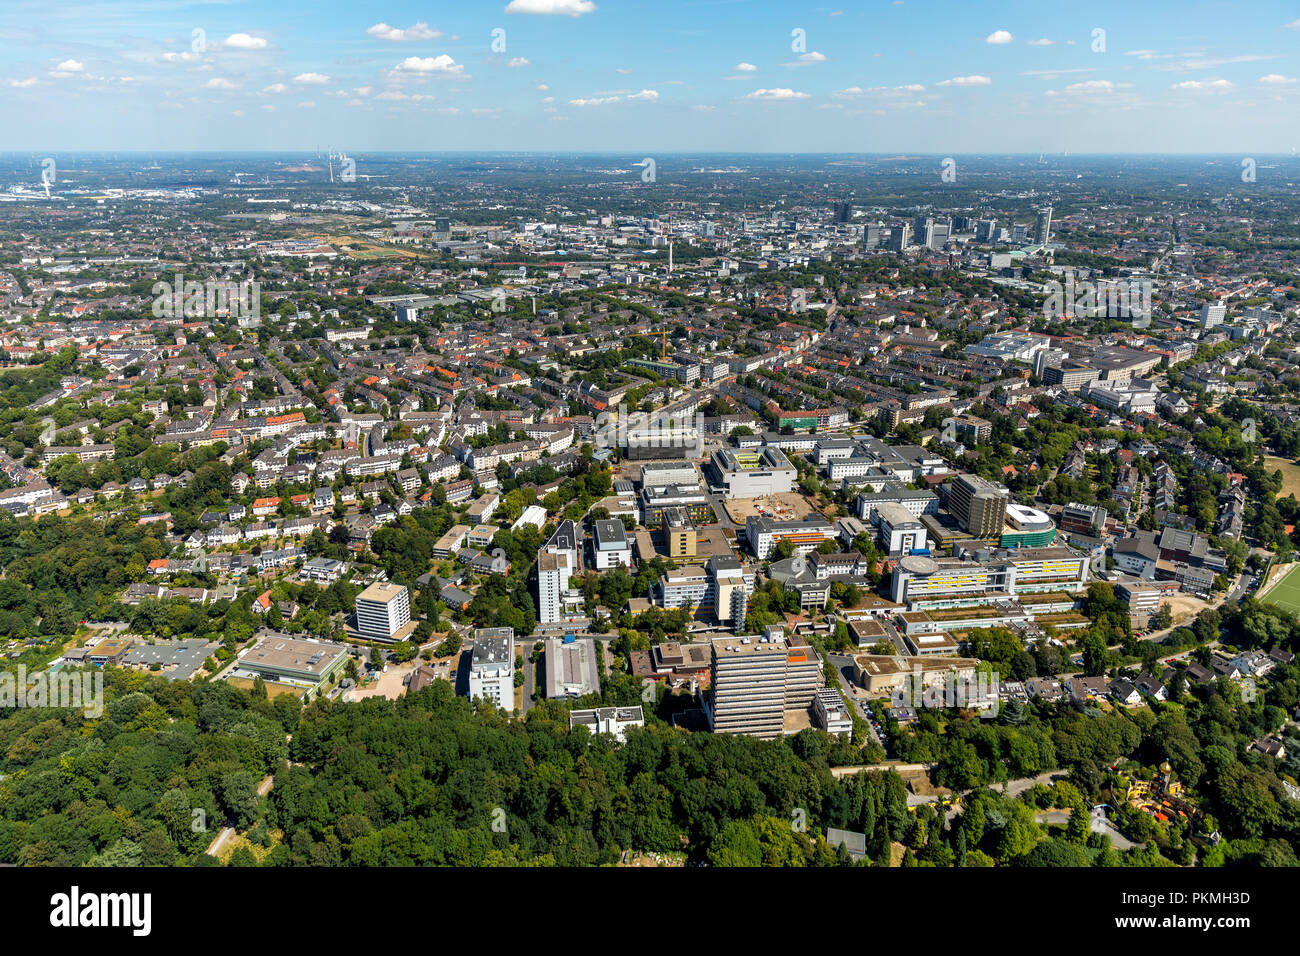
<box><xmin>467</xmin><ymin>627</ymin><xmax>515</xmax><ymax>708</ymax></box>
<box><xmin>591</xmin><ymin>518</ymin><xmax>632</xmax><ymax>570</ymax></box>
<box><xmin>874</xmin><ymin>501</ymin><xmax>928</xmax><ymax>556</ymax></box>
<box><xmin>354</xmin><ymin>582</ymin><xmax>410</xmax><ymax>642</ymax></box>
<box><xmin>537</xmin><ymin>519</ymin><xmax>584</xmax><ymax>623</ymax></box>
<box><xmin>569</xmin><ymin>706</ymin><xmax>645</xmax><ymax>742</ymax></box>
<box><xmin>812</xmin><ymin>688</ymin><xmax>853</xmax><ymax>736</ymax></box>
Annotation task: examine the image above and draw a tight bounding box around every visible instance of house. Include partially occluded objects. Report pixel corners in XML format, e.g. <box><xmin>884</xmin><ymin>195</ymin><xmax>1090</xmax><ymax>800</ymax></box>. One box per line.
<box><xmin>1024</xmin><ymin>677</ymin><xmax>1065</xmax><ymax>702</ymax></box>
<box><xmin>1109</xmin><ymin>678</ymin><xmax>1141</xmax><ymax>706</ymax></box>
<box><xmin>1251</xmin><ymin>737</ymin><xmax>1287</xmax><ymax>759</ymax></box>
<box><xmin>1066</xmin><ymin>675</ymin><xmax>1108</xmax><ymax>704</ymax></box>
<box><xmin>252</xmin><ymin>590</ymin><xmax>274</xmax><ymax>614</ymax></box>
<box><xmin>1184</xmin><ymin>661</ymin><xmax>1214</xmax><ymax>686</ymax></box>
<box><xmin>438</xmin><ymin>585</ymin><xmax>473</xmax><ymax>611</ymax></box>
<box><xmin>1135</xmin><ymin>672</ymin><xmax>1168</xmax><ymax>701</ymax></box>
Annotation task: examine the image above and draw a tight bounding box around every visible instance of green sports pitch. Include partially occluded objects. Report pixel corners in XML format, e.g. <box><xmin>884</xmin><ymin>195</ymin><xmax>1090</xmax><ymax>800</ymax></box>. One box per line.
<box><xmin>1263</xmin><ymin>564</ymin><xmax>1300</xmax><ymax>616</ymax></box>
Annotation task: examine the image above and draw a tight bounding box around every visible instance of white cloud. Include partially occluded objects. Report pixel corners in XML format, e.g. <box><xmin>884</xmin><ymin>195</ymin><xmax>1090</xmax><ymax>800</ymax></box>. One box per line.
<box><xmin>692</xmin><ymin>104</ymin><xmax>716</xmax><ymax>111</ymax></box>
<box><xmin>785</xmin><ymin>51</ymin><xmax>826</xmax><ymax>66</ymax></box>
<box><xmin>505</xmin><ymin>0</ymin><xmax>597</xmax><ymax>15</ymax></box>
<box><xmin>735</xmin><ymin>62</ymin><xmax>757</xmax><ymax>72</ymax></box>
<box><xmin>297</xmin><ymin>100</ymin><xmax>316</xmax><ymax>108</ymax></box>
<box><xmin>540</xmin><ymin>96</ymin><xmax>554</xmax><ymax>103</ymax></box>
<box><xmin>569</xmin><ymin>95</ymin><xmax>619</xmax><ymax>106</ymax></box>
<box><xmin>9</xmin><ymin>77</ymin><xmax>37</xmax><ymax>88</ymax></box>
<box><xmin>223</xmin><ymin>33</ymin><xmax>268</xmax><ymax>51</ymax></box>
<box><xmin>985</xmin><ymin>30</ymin><xmax>1014</xmax><ymax>44</ymax></box>
<box><xmin>627</xmin><ymin>88</ymin><xmax>658</xmax><ymax>100</ymax></box>
<box><xmin>1259</xmin><ymin>73</ymin><xmax>1297</xmax><ymax>85</ymax></box>
<box><xmin>507</xmin><ymin>57</ymin><xmax>530</xmax><ymax>68</ymax></box>
<box><xmin>367</xmin><ymin>22</ymin><xmax>441</xmax><ymax>42</ymax></box>
<box><xmin>536</xmin><ymin>83</ymin><xmax>550</xmax><ymax>90</ymax></box>
<box><xmin>1170</xmin><ymin>79</ymin><xmax>1233</xmax><ymax>90</ymax></box>
<box><xmin>744</xmin><ymin>88</ymin><xmax>810</xmax><ymax>100</ymax></box>
<box><xmin>394</xmin><ymin>55</ymin><xmax>464</xmax><ymax>75</ymax></box>
<box><xmin>616</xmin><ymin>67</ymin><xmax>632</xmax><ymax>74</ymax></box>
<box><xmin>834</xmin><ymin>83</ymin><xmax>925</xmax><ymax>98</ymax></box>
<box><xmin>203</xmin><ymin>77</ymin><xmax>238</xmax><ymax>90</ymax></box>
<box><xmin>1286</xmin><ymin>18</ymin><xmax>1300</xmax><ymax>29</ymax></box>
<box><xmin>53</xmin><ymin>59</ymin><xmax>85</xmax><ymax>73</ymax></box>
<box><xmin>1063</xmin><ymin>80</ymin><xmax>1119</xmax><ymax>93</ymax></box>
<box><xmin>294</xmin><ymin>72</ymin><xmax>331</xmax><ymax>85</ymax></box>
<box><xmin>161</xmin><ymin>51</ymin><xmax>201</xmax><ymax>63</ymax></box>
<box><xmin>1027</xmin><ymin>38</ymin><xmax>1053</xmax><ymax>46</ymax></box>
<box><xmin>261</xmin><ymin>83</ymin><xmax>287</xmax><ymax>93</ymax></box>
<box><xmin>937</xmin><ymin>74</ymin><xmax>992</xmax><ymax>86</ymax></box>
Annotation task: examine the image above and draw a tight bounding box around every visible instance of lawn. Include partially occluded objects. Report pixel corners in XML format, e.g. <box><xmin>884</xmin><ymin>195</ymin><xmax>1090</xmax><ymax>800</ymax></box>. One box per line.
<box><xmin>1262</xmin><ymin>563</ymin><xmax>1300</xmax><ymax>616</ymax></box>
<box><xmin>1264</xmin><ymin>456</ymin><xmax>1300</xmax><ymax>499</ymax></box>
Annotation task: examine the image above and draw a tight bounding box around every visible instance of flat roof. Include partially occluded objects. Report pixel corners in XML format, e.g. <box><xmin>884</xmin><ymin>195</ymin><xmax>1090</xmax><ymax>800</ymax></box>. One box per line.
<box><xmin>238</xmin><ymin>636</ymin><xmax>347</xmax><ymax>677</ymax></box>
<box><xmin>357</xmin><ymin>581</ymin><xmax>407</xmax><ymax>604</ymax></box>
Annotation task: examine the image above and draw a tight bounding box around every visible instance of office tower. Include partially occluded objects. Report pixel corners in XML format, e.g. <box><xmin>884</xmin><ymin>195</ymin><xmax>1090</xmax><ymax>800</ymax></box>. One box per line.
<box><xmin>928</xmin><ymin>223</ymin><xmax>950</xmax><ymax>250</ymax></box>
<box><xmin>913</xmin><ymin>214</ymin><xmax>931</xmax><ymax>235</ymax></box>
<box><xmin>975</xmin><ymin>219</ymin><xmax>997</xmax><ymax>242</ymax></box>
<box><xmin>468</xmin><ymin>627</ymin><xmax>514</xmax><ymax>707</ymax></box>
<box><xmin>662</xmin><ymin>507</ymin><xmax>697</xmax><ymax>558</ymax></box>
<box><xmin>706</xmin><ymin>627</ymin><xmax>821</xmax><ymax>739</ymax></box>
<box><xmin>1032</xmin><ymin>346</ymin><xmax>1068</xmax><ymax>379</ymax></box>
<box><xmin>1034</xmin><ymin>206</ymin><xmax>1053</xmax><ymax>245</ymax></box>
<box><xmin>1012</xmin><ymin>223</ymin><xmax>1028</xmax><ymax>244</ymax></box>
<box><xmin>947</xmin><ymin>474</ymin><xmax>1009</xmax><ymax>538</ymax></box>
<box><xmin>354</xmin><ymin>582</ymin><xmax>411</xmax><ymax>641</ymax></box>
<box><xmin>952</xmin><ymin>215</ymin><xmax>972</xmax><ymax>232</ymax></box>
<box><xmin>709</xmin><ymin>555</ymin><xmax>748</xmax><ymax>631</ymax></box>
<box><xmin>832</xmin><ymin>201</ymin><xmax>852</xmax><ymax>223</ymax></box>
<box><xmin>537</xmin><ymin>518</ymin><xmax>581</xmax><ymax>623</ymax></box>
<box><xmin>886</xmin><ymin>223</ymin><xmax>911</xmax><ymax>252</ymax></box>
<box><xmin>863</xmin><ymin>224</ymin><xmax>883</xmax><ymax>249</ymax></box>
<box><xmin>1200</xmin><ymin>302</ymin><xmax>1226</xmax><ymax>328</ymax></box>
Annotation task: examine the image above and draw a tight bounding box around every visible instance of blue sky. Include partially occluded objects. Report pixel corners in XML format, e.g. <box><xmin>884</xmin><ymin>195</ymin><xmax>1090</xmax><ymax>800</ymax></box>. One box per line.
<box><xmin>3</xmin><ymin>0</ymin><xmax>1299</xmax><ymax>152</ymax></box>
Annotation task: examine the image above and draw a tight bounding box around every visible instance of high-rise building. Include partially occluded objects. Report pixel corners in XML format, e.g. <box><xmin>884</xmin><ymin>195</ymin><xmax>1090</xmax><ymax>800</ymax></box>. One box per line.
<box><xmin>947</xmin><ymin>474</ymin><xmax>1009</xmax><ymax>538</ymax></box>
<box><xmin>832</xmin><ymin>201</ymin><xmax>852</xmax><ymax>223</ymax></box>
<box><xmin>1034</xmin><ymin>206</ymin><xmax>1053</xmax><ymax>246</ymax></box>
<box><xmin>468</xmin><ymin>627</ymin><xmax>514</xmax><ymax>708</ymax></box>
<box><xmin>662</xmin><ymin>508</ymin><xmax>697</xmax><ymax>558</ymax></box>
<box><xmin>354</xmin><ymin>582</ymin><xmax>411</xmax><ymax>642</ymax></box>
<box><xmin>975</xmin><ymin>219</ymin><xmax>997</xmax><ymax>242</ymax></box>
<box><xmin>537</xmin><ymin>519</ymin><xmax>582</xmax><ymax>623</ymax></box>
<box><xmin>1012</xmin><ymin>223</ymin><xmax>1028</xmax><ymax>244</ymax></box>
<box><xmin>886</xmin><ymin>223</ymin><xmax>911</xmax><ymax>252</ymax></box>
<box><xmin>705</xmin><ymin>627</ymin><xmax>821</xmax><ymax>739</ymax></box>
<box><xmin>1200</xmin><ymin>302</ymin><xmax>1226</xmax><ymax>328</ymax></box>
<box><xmin>863</xmin><ymin>224</ymin><xmax>884</xmax><ymax>249</ymax></box>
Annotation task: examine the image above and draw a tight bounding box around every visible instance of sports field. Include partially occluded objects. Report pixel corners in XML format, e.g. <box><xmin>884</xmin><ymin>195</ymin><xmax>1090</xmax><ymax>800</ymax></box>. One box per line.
<box><xmin>1262</xmin><ymin>563</ymin><xmax>1300</xmax><ymax>616</ymax></box>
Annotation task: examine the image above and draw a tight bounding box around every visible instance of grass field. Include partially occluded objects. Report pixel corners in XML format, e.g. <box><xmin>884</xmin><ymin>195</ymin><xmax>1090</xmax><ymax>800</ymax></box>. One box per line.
<box><xmin>1262</xmin><ymin>563</ymin><xmax>1300</xmax><ymax>616</ymax></box>
<box><xmin>1264</xmin><ymin>456</ymin><xmax>1300</xmax><ymax>499</ymax></box>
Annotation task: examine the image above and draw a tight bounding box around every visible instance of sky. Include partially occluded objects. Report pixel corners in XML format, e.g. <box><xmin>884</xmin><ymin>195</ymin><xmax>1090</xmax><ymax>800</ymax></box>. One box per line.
<box><xmin>2</xmin><ymin>0</ymin><xmax>1299</xmax><ymax>153</ymax></box>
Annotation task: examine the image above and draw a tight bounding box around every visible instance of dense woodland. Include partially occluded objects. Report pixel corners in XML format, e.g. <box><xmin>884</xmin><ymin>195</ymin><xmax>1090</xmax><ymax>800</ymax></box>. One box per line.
<box><xmin>1</xmin><ymin>653</ymin><xmax>1297</xmax><ymax>867</ymax></box>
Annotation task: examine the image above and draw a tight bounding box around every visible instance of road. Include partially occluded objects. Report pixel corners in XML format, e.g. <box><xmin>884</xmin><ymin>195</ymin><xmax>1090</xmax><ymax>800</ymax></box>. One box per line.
<box><xmin>826</xmin><ymin>653</ymin><xmax>886</xmax><ymax>752</ymax></box>
<box><xmin>1224</xmin><ymin>570</ymin><xmax>1253</xmax><ymax>605</ymax></box>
